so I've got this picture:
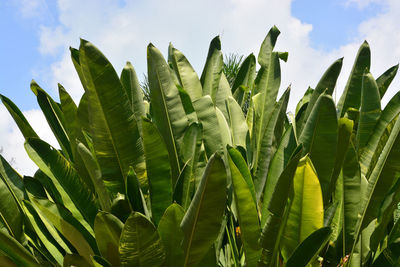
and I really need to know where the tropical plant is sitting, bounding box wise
[0,26,399,267]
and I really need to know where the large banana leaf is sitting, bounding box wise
[298,94,337,204]
[253,87,290,200]
[376,63,399,99]
[261,126,297,224]
[359,91,400,178]
[0,173,24,242]
[228,148,261,266]
[258,146,302,267]
[192,95,223,157]
[94,211,123,267]
[31,81,73,160]
[22,200,67,266]
[77,142,111,212]
[31,197,97,263]
[251,51,282,173]
[200,36,223,103]
[226,96,248,149]
[119,212,165,267]
[360,116,400,229]
[175,123,202,209]
[59,84,94,190]
[328,118,353,197]
[169,45,203,102]
[341,143,362,254]
[181,153,227,267]
[356,72,381,152]
[337,41,371,116]
[157,203,185,267]
[120,61,146,134]
[0,229,40,267]
[281,156,324,261]
[25,138,98,227]
[147,43,189,182]
[142,118,172,224]
[78,39,145,194]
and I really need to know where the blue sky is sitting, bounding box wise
[1,0,400,174]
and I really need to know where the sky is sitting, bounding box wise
[1,0,400,175]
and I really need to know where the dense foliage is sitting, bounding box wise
[0,26,400,266]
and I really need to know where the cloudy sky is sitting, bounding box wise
[1,0,400,175]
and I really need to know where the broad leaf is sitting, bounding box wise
[181,153,227,267]
[157,203,185,267]
[142,118,172,225]
[119,212,165,267]
[281,156,324,260]
[94,211,123,267]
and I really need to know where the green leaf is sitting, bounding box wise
[0,94,38,139]
[58,84,94,191]
[0,173,23,242]
[157,203,185,267]
[376,63,399,99]
[215,106,232,147]
[31,197,96,263]
[360,116,400,229]
[228,147,256,204]
[22,200,67,266]
[253,87,290,200]
[356,72,381,152]
[77,142,112,212]
[228,149,261,266]
[119,212,165,267]
[257,26,280,68]
[120,61,146,134]
[261,126,297,225]
[25,138,98,227]
[79,39,145,194]
[232,54,256,105]
[192,95,223,157]
[298,57,343,133]
[169,45,203,101]
[142,118,172,224]
[147,43,189,183]
[285,227,332,267]
[338,41,371,116]
[181,153,227,267]
[226,96,248,149]
[0,229,40,267]
[251,51,282,174]
[94,211,123,267]
[175,123,202,209]
[258,145,302,267]
[328,118,354,197]
[125,167,146,214]
[215,73,233,121]
[31,80,73,160]
[281,156,324,260]
[298,94,338,204]
[341,143,362,254]
[200,36,223,103]
[360,91,400,178]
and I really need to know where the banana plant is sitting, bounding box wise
[0,26,399,267]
